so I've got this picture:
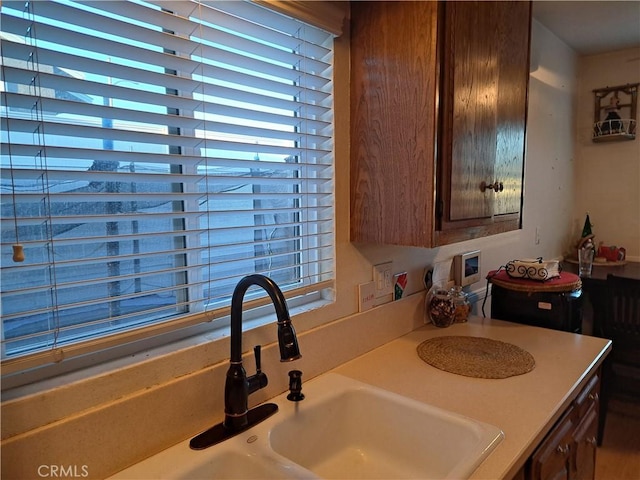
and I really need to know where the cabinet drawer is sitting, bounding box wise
[574,373,600,421]
[529,408,575,480]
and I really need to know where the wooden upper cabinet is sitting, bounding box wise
[443,2,499,223]
[350,1,439,246]
[437,1,531,242]
[350,1,531,247]
[494,4,531,217]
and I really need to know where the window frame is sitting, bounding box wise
[0,0,338,385]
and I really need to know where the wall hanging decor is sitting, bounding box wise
[592,83,638,142]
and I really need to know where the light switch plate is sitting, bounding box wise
[373,262,393,298]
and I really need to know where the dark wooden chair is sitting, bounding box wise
[599,274,640,442]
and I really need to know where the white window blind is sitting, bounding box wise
[253,1,348,36]
[0,0,335,374]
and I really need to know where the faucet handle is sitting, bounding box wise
[253,345,262,373]
[247,345,268,394]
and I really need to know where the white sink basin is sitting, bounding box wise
[110,373,502,480]
[269,374,503,479]
[175,450,305,479]
[109,438,316,480]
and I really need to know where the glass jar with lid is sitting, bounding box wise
[450,285,471,323]
[425,287,456,327]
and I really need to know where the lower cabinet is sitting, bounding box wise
[525,369,601,480]
[528,408,575,480]
[572,406,598,480]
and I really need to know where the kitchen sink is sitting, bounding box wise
[269,374,504,479]
[109,373,502,480]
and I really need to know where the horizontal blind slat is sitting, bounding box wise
[1,7,333,88]
[0,227,334,267]
[2,93,332,146]
[251,1,347,36]
[1,144,333,169]
[1,64,331,121]
[1,166,332,190]
[2,254,335,317]
[207,1,334,46]
[163,1,332,56]
[1,121,334,161]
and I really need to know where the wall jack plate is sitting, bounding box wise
[373,262,393,298]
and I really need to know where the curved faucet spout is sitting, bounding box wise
[230,274,301,363]
[224,274,301,431]
[191,274,301,448]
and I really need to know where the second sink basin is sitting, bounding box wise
[269,374,504,479]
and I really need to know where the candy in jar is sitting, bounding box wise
[426,288,456,327]
[450,285,471,323]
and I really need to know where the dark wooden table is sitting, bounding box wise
[562,260,640,336]
[562,260,640,283]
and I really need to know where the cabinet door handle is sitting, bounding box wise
[556,444,570,455]
[587,436,597,446]
[480,181,504,193]
[588,392,599,402]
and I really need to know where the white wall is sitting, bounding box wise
[573,47,640,261]
[0,18,581,480]
[526,21,580,260]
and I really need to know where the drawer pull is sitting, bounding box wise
[588,392,599,402]
[556,444,570,455]
[587,436,597,446]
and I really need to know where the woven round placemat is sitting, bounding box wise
[417,336,535,379]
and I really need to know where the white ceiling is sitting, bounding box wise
[532,1,640,55]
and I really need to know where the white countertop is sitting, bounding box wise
[330,316,611,480]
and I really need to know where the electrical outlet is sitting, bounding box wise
[373,262,393,298]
